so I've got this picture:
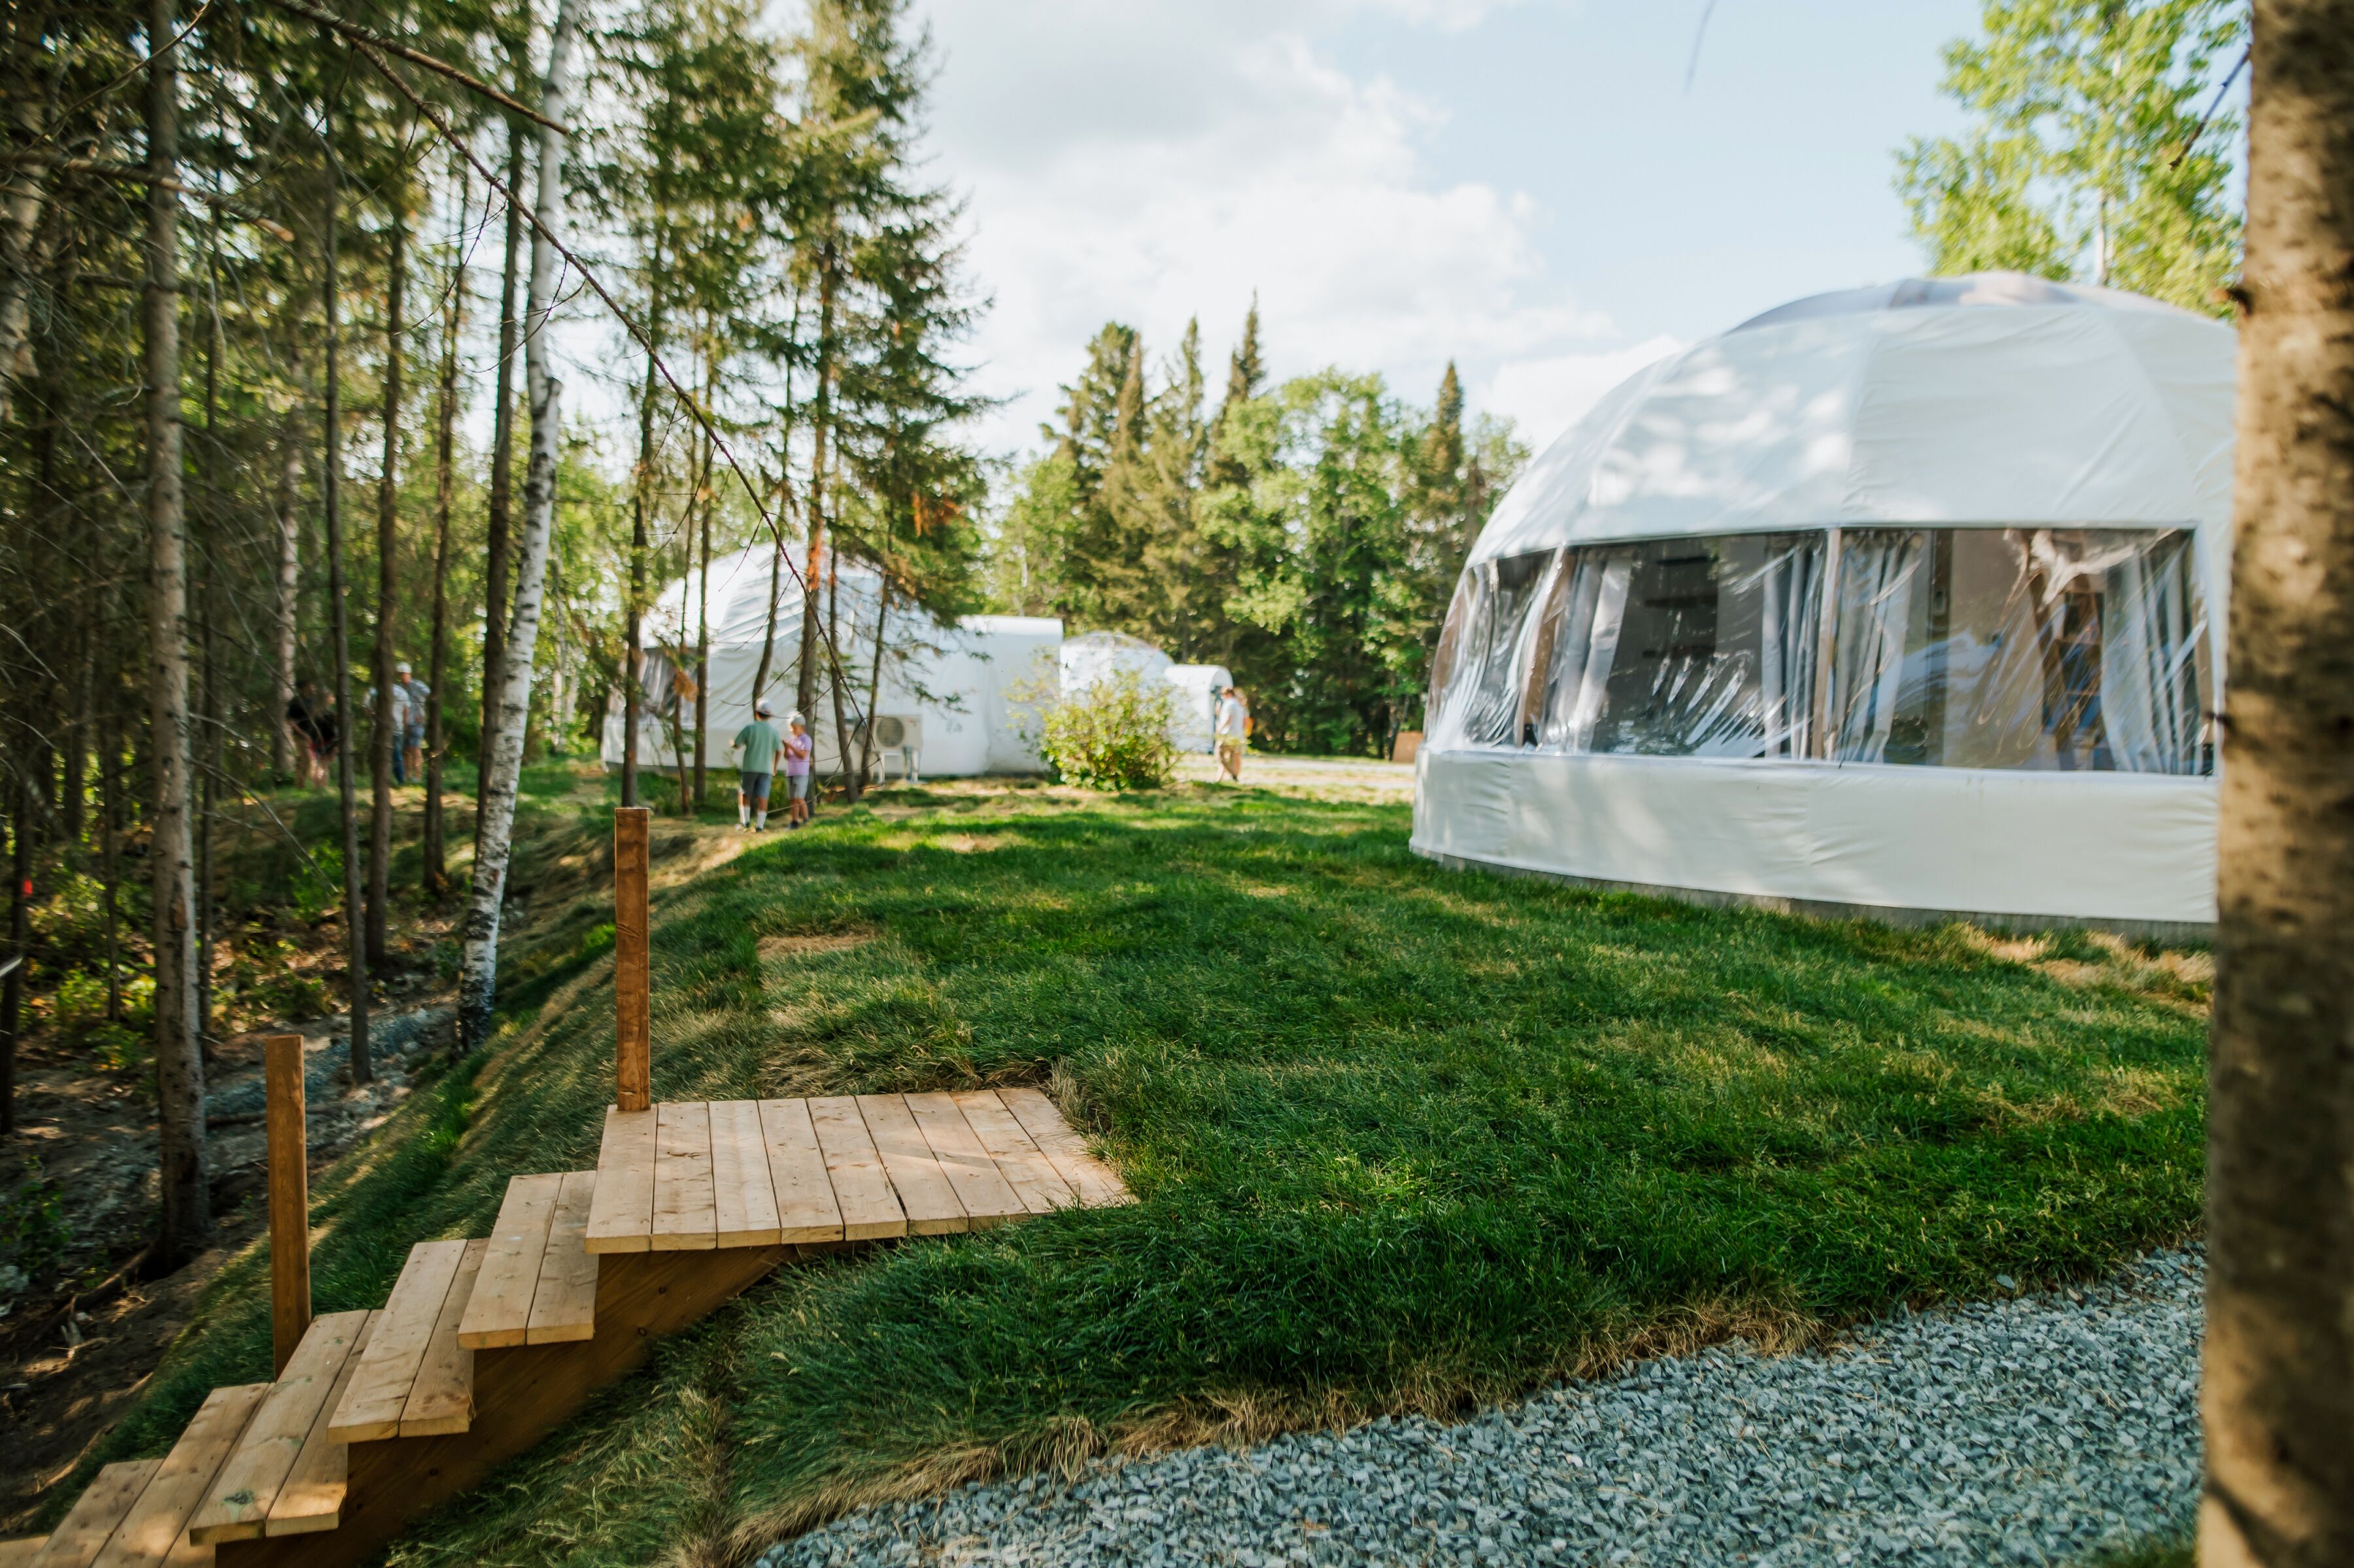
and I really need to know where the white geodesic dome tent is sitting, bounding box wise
[1412,272,2236,934]
[602,546,1060,777]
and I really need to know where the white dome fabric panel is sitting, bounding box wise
[1470,282,2235,564]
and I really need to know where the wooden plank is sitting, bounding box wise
[855,1094,967,1235]
[613,806,653,1112]
[905,1092,1025,1227]
[328,1240,468,1442]
[756,1098,845,1244]
[265,1032,310,1376]
[708,1099,781,1247]
[188,1310,371,1543]
[400,1238,488,1436]
[459,1174,562,1348]
[997,1087,1131,1208]
[806,1096,906,1240]
[88,1381,268,1568]
[526,1172,600,1344]
[650,1100,718,1251]
[951,1090,1075,1216]
[0,1539,48,1568]
[29,1461,160,1568]
[265,1309,378,1537]
[583,1106,657,1255]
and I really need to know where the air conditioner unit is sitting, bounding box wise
[861,714,921,752]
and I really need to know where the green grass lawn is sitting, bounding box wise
[63,778,2209,1566]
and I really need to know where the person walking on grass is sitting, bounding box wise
[1216,685,1249,782]
[732,698,781,832]
[781,712,814,829]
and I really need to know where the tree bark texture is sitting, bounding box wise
[623,251,662,810]
[479,124,525,842]
[145,0,209,1267]
[322,111,369,1085]
[795,254,836,723]
[2202,5,2354,1567]
[368,206,404,970]
[273,365,303,781]
[425,175,464,894]
[458,0,577,1053]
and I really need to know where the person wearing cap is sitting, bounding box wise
[392,660,431,787]
[780,711,814,828]
[732,698,783,830]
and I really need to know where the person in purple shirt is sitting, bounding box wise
[780,711,815,828]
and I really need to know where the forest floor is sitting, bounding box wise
[7,763,2213,1565]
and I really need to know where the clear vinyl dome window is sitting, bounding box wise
[1429,526,2210,775]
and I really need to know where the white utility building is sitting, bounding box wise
[1412,272,2234,936]
[602,547,1059,778]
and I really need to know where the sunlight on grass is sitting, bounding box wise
[73,784,2208,1565]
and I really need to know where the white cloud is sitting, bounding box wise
[1480,335,1684,450]
[915,0,1635,454]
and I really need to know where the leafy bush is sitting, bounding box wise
[1035,669,1178,791]
[1,1155,73,1289]
[290,844,345,925]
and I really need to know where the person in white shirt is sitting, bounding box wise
[1216,687,1248,781]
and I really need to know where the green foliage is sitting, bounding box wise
[86,787,2208,1563]
[1,1156,75,1287]
[289,844,345,925]
[1034,670,1179,791]
[1894,0,2245,313]
[993,307,1525,755]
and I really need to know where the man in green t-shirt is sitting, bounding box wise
[731,699,782,831]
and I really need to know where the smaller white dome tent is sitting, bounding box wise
[1412,272,2235,934]
[602,546,1059,777]
[1165,664,1235,753]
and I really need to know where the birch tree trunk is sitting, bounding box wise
[0,99,52,427]
[479,124,526,844]
[2201,5,2354,1566]
[425,169,466,893]
[458,0,578,1053]
[322,107,369,1086]
[144,0,208,1269]
[367,204,405,970]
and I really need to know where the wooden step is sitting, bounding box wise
[186,1310,376,1543]
[0,1537,48,1567]
[580,1093,1126,1254]
[458,1172,599,1348]
[998,1087,1130,1208]
[44,1382,269,1567]
[327,1239,488,1442]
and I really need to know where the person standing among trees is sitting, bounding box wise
[732,698,781,832]
[392,660,430,789]
[286,681,335,789]
[781,711,814,828]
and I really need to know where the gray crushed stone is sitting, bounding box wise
[755,1248,2202,1567]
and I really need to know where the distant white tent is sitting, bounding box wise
[1414,273,2235,934]
[601,545,1059,777]
[1058,632,1233,755]
[1165,664,1234,754]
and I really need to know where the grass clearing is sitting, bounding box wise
[63,777,2207,1565]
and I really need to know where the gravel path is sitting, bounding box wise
[757,1249,2202,1568]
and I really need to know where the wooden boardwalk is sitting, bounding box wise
[5,1089,1126,1568]
[0,812,1133,1568]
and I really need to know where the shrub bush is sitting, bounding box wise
[1036,670,1178,791]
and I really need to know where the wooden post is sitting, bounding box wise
[265,1032,310,1373]
[613,806,651,1112]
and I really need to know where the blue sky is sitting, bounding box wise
[912,0,1987,456]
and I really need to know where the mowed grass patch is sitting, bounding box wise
[68,782,2206,1565]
